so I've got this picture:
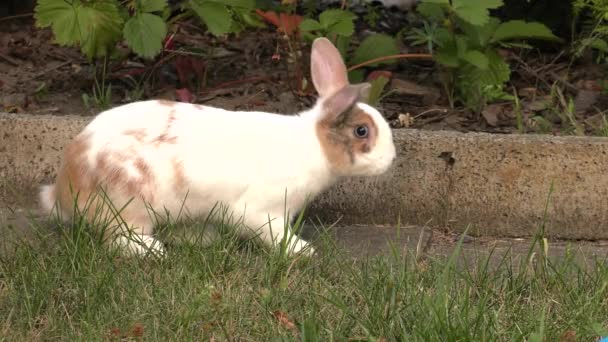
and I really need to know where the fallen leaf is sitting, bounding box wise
[272,310,298,335]
[559,329,576,342]
[129,323,144,338]
[481,104,502,127]
[481,103,502,127]
[397,113,413,128]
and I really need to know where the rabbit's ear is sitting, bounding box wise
[311,37,349,98]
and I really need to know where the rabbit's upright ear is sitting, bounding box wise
[310,37,349,98]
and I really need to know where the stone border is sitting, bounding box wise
[2,112,608,239]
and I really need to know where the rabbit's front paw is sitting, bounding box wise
[113,234,166,257]
[287,238,316,256]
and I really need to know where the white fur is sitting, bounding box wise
[40,39,397,257]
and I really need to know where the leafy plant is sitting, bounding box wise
[572,0,608,62]
[410,0,559,112]
[34,0,257,60]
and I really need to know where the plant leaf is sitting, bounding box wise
[319,9,355,27]
[139,0,168,13]
[462,50,488,69]
[350,34,399,67]
[435,38,459,67]
[490,20,559,43]
[452,0,503,26]
[421,0,449,3]
[299,18,322,31]
[416,3,445,21]
[207,0,254,9]
[189,0,233,36]
[123,13,167,58]
[35,0,124,59]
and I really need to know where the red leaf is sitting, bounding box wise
[256,10,302,35]
[279,13,303,35]
[256,9,281,28]
[175,88,194,103]
[163,32,175,50]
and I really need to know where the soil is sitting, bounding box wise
[3,11,608,136]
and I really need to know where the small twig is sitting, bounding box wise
[200,76,272,94]
[0,51,19,66]
[21,61,71,82]
[347,53,433,72]
[0,13,33,22]
[413,108,448,119]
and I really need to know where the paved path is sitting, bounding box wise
[2,207,608,268]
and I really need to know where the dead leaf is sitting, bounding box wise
[481,103,502,127]
[518,87,537,99]
[559,329,576,342]
[272,310,298,335]
[129,323,144,338]
[397,113,413,128]
[390,78,440,105]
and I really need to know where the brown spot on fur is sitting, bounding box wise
[153,110,178,145]
[158,99,178,107]
[172,158,187,193]
[55,132,95,216]
[123,129,147,142]
[316,104,378,173]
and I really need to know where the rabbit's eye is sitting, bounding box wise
[354,125,369,138]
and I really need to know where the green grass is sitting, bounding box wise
[1,213,608,341]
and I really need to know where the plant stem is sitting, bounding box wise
[347,53,433,72]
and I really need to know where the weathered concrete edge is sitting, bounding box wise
[2,112,608,240]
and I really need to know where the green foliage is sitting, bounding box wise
[189,0,256,36]
[572,0,608,61]
[123,0,168,59]
[350,34,399,67]
[35,0,256,60]
[411,0,559,112]
[299,9,356,39]
[35,0,124,60]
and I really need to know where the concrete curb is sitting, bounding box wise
[2,112,608,239]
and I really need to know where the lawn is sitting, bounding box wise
[1,213,607,341]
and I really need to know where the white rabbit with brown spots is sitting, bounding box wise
[39,38,397,256]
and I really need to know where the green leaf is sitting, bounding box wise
[490,20,559,43]
[367,75,390,106]
[35,0,124,59]
[327,19,355,36]
[452,0,503,26]
[462,50,488,69]
[319,9,355,27]
[416,3,445,21]
[589,37,608,52]
[435,37,459,67]
[299,19,322,32]
[350,34,399,67]
[209,0,255,9]
[139,0,168,13]
[348,70,365,83]
[123,13,167,58]
[319,9,355,36]
[421,0,449,4]
[459,17,500,48]
[189,0,233,36]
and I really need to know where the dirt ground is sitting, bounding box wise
[2,13,608,135]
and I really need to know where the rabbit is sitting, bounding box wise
[38,37,397,256]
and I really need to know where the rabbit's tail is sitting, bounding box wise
[39,184,57,215]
